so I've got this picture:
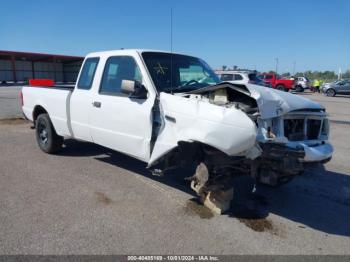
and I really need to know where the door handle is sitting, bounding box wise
[92,101,101,108]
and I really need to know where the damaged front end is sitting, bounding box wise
[148,82,333,213]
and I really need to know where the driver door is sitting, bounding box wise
[341,80,350,94]
[89,55,154,162]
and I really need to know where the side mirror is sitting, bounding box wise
[121,80,148,99]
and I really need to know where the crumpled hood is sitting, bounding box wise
[186,82,324,119]
[245,84,325,119]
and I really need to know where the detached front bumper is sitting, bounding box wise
[255,141,333,186]
[299,142,333,162]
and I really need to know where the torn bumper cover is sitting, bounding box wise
[297,142,333,162]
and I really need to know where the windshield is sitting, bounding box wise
[142,52,219,93]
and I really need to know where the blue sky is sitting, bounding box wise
[0,0,349,72]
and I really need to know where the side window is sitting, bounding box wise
[100,56,142,95]
[220,74,234,81]
[77,57,99,90]
[234,74,243,80]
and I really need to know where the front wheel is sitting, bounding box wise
[295,85,304,92]
[258,175,295,187]
[35,114,63,153]
[326,89,336,97]
[275,176,295,186]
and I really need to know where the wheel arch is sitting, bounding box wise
[276,84,289,92]
[33,105,48,123]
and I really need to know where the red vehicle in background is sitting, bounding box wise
[259,73,295,92]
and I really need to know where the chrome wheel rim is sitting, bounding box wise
[38,122,48,144]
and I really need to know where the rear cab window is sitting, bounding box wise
[77,57,99,90]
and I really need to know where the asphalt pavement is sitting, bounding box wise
[0,86,22,119]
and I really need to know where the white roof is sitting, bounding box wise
[86,49,189,58]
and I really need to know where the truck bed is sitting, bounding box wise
[22,85,73,137]
[24,84,75,90]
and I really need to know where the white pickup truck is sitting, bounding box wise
[22,49,333,212]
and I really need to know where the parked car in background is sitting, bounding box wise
[216,70,267,86]
[321,79,350,96]
[294,76,310,92]
[259,73,295,92]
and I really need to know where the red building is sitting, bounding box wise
[0,50,84,84]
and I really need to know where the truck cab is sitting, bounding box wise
[259,73,295,92]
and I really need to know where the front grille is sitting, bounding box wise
[284,119,305,141]
[284,119,322,141]
[307,119,322,140]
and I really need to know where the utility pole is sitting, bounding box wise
[292,61,296,75]
[170,7,173,92]
[275,58,279,74]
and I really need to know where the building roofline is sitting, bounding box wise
[0,50,84,60]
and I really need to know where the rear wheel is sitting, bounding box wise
[326,89,336,97]
[35,114,63,153]
[276,85,287,92]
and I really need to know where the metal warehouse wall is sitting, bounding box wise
[63,61,82,82]
[15,60,33,81]
[0,51,84,84]
[0,59,12,81]
[0,59,83,83]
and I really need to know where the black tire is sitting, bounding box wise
[275,176,295,186]
[295,85,304,92]
[326,89,336,97]
[276,85,287,92]
[35,113,63,153]
[258,176,295,188]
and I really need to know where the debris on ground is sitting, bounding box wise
[203,188,234,215]
[187,162,234,214]
[187,162,209,196]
